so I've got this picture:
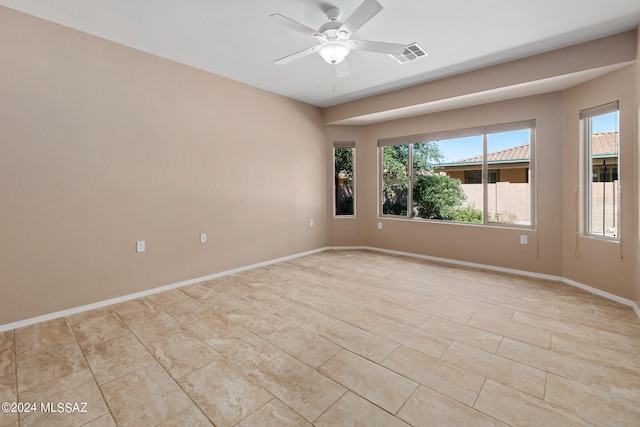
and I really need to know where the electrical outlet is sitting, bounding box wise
[520,235,528,245]
[378,222,383,229]
[136,240,145,253]
[309,219,314,227]
[200,232,207,244]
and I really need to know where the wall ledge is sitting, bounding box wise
[2,245,638,332]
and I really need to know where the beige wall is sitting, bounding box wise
[0,7,328,325]
[562,65,637,299]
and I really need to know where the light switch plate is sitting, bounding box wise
[136,240,145,253]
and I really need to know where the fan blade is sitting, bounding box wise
[340,0,383,35]
[351,40,406,55]
[269,13,320,37]
[335,60,350,78]
[274,45,320,65]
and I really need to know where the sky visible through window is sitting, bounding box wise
[430,113,618,164]
[591,111,618,133]
[431,130,530,164]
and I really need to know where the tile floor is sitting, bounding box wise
[1,249,639,426]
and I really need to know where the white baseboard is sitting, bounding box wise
[0,246,329,332]
[334,245,640,320]
[2,244,639,331]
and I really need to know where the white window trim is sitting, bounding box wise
[378,120,536,229]
[580,101,620,240]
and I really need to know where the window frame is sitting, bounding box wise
[580,101,620,240]
[333,142,356,218]
[378,120,536,229]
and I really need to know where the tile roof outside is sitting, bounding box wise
[449,132,617,164]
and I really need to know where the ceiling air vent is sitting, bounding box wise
[390,43,428,64]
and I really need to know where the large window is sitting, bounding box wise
[581,102,619,239]
[380,121,534,227]
[334,142,355,216]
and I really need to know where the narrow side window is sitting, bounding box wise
[334,142,355,216]
[581,102,619,239]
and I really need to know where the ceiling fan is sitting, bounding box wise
[269,0,407,75]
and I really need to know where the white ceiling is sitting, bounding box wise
[1,0,639,108]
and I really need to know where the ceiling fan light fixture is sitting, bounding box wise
[319,42,350,64]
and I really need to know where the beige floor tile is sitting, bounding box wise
[285,288,385,331]
[594,301,640,321]
[420,315,502,353]
[14,318,75,354]
[0,331,12,346]
[178,281,219,300]
[467,313,551,348]
[16,338,87,392]
[484,293,556,317]
[148,333,221,379]
[19,368,108,427]
[466,281,524,300]
[82,413,116,427]
[101,363,192,426]
[124,311,191,345]
[474,380,592,426]
[233,287,300,315]
[236,400,311,427]
[175,309,284,372]
[341,281,415,307]
[599,329,640,355]
[156,405,212,427]
[275,305,398,363]
[0,374,18,427]
[445,296,514,321]
[65,307,113,326]
[262,324,341,369]
[248,353,345,422]
[397,283,451,304]
[181,360,272,427]
[545,374,640,426]
[398,385,508,427]
[315,391,410,427]
[551,334,640,376]
[363,299,430,327]
[318,350,417,414]
[405,298,473,324]
[512,310,600,343]
[607,368,640,402]
[203,324,283,374]
[442,341,546,398]
[554,306,640,338]
[497,338,608,390]
[110,297,160,323]
[199,292,260,316]
[175,308,237,339]
[430,282,489,302]
[69,311,129,349]
[371,319,451,358]
[83,334,156,384]
[226,306,291,334]
[0,333,14,379]
[381,345,484,407]
[147,289,207,318]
